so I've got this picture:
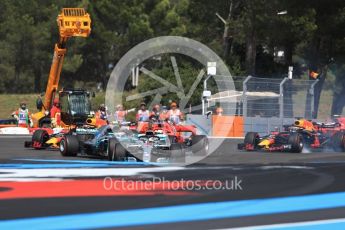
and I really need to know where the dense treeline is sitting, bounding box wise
[0,0,344,115]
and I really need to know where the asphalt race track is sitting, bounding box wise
[1,135,345,229]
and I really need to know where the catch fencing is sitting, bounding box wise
[208,75,318,119]
[243,76,319,119]
[205,75,319,135]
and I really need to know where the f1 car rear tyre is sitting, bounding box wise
[60,135,79,157]
[244,132,259,151]
[331,131,345,151]
[108,138,117,161]
[191,135,209,155]
[288,133,303,153]
[170,143,186,163]
[32,129,49,149]
[108,138,127,161]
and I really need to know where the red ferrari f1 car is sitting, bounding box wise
[136,119,209,155]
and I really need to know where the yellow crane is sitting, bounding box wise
[31,8,91,128]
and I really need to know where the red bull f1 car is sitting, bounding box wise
[238,119,345,153]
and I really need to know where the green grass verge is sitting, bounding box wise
[0,94,40,119]
[0,93,106,119]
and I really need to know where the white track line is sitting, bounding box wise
[227,217,345,230]
[0,167,183,181]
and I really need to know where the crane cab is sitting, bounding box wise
[59,89,92,126]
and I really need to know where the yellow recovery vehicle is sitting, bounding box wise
[31,8,93,128]
[25,8,106,149]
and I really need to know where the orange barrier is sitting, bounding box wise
[212,116,244,137]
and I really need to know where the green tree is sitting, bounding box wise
[298,0,345,117]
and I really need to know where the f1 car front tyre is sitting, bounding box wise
[108,138,126,161]
[191,135,209,155]
[32,129,49,149]
[168,135,177,144]
[288,133,303,153]
[170,143,186,163]
[331,132,345,151]
[60,135,79,157]
[244,132,259,151]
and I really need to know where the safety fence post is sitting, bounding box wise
[242,75,252,118]
[279,78,288,120]
[310,79,319,119]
